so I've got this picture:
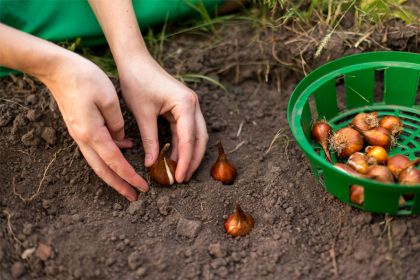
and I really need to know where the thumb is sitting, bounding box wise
[136,113,159,167]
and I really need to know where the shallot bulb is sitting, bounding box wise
[380,115,403,136]
[350,185,364,205]
[365,146,388,165]
[365,165,394,183]
[348,152,376,174]
[225,204,254,237]
[387,155,419,178]
[398,166,420,200]
[149,143,177,186]
[362,127,393,149]
[312,121,332,162]
[351,112,379,132]
[211,142,237,185]
[330,127,364,158]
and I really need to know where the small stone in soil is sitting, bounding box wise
[35,243,52,261]
[127,251,143,270]
[21,129,40,146]
[136,267,147,277]
[113,203,123,211]
[208,243,226,258]
[26,109,42,122]
[176,218,202,238]
[41,127,57,145]
[11,262,26,279]
[157,195,170,216]
[127,200,145,216]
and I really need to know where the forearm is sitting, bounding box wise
[0,23,73,83]
[87,0,152,65]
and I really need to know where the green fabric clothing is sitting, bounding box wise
[0,0,225,76]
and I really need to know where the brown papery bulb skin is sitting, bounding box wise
[365,146,388,165]
[398,166,420,200]
[362,127,392,149]
[387,155,420,178]
[334,163,366,178]
[312,121,332,162]
[399,166,420,185]
[380,115,403,136]
[149,143,177,186]
[224,204,254,237]
[365,165,394,183]
[330,127,364,158]
[350,185,364,205]
[351,112,379,132]
[348,152,375,174]
[211,142,237,185]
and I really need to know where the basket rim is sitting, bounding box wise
[287,51,420,190]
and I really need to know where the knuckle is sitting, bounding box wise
[101,95,118,110]
[183,91,198,107]
[74,127,91,142]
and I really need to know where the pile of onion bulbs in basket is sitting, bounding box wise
[312,112,420,206]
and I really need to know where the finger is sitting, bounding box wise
[96,95,125,141]
[135,112,159,167]
[169,121,179,162]
[174,109,195,183]
[186,105,208,181]
[115,138,134,149]
[78,143,138,202]
[91,128,149,192]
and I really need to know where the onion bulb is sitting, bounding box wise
[334,163,366,178]
[149,143,176,186]
[211,142,237,185]
[350,185,364,205]
[351,112,378,132]
[387,155,420,178]
[311,121,332,162]
[348,152,376,174]
[365,165,394,183]
[365,146,388,165]
[399,166,420,185]
[330,127,364,158]
[362,127,393,149]
[398,166,420,200]
[225,204,254,237]
[380,115,403,136]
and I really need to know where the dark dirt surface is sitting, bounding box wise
[1,16,420,280]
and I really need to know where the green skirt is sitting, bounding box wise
[0,0,225,76]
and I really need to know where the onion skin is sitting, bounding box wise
[399,166,420,200]
[334,163,366,178]
[225,204,254,237]
[399,166,420,185]
[348,152,376,174]
[351,112,378,132]
[350,185,364,205]
[362,127,392,149]
[365,165,394,183]
[380,115,403,136]
[365,146,388,165]
[211,142,237,185]
[387,155,420,178]
[312,121,332,162]
[330,127,364,158]
[149,143,177,186]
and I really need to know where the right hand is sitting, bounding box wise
[42,52,149,201]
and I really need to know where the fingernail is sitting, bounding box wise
[145,153,153,166]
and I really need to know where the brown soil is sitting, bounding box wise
[1,17,420,280]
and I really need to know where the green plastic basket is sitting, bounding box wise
[287,51,420,215]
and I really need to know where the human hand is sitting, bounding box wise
[43,53,149,201]
[117,55,208,183]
